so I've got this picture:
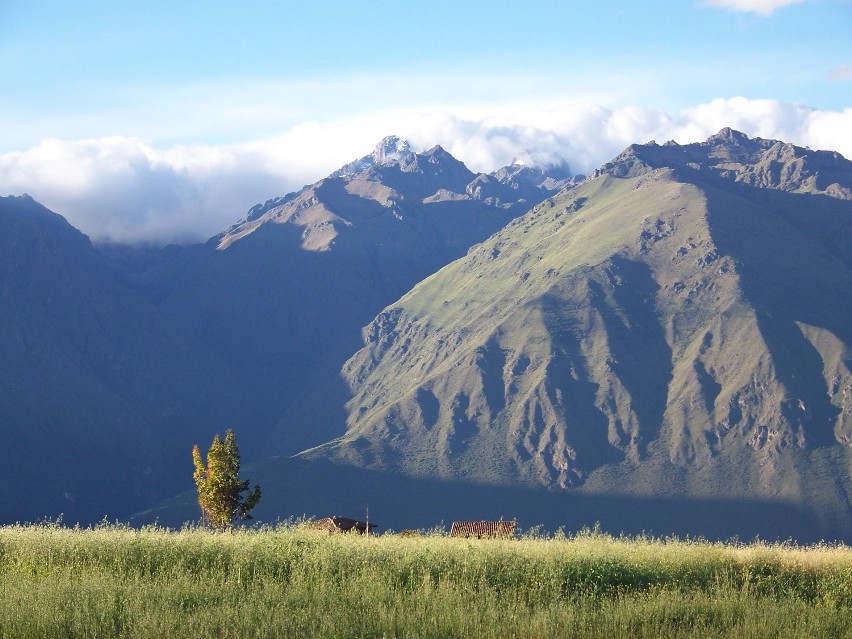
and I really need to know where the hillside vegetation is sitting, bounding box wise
[1,522,851,639]
[305,130,852,538]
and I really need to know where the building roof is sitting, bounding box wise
[449,520,516,539]
[306,516,377,533]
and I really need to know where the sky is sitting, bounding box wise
[1,0,851,244]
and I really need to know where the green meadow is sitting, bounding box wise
[1,522,850,639]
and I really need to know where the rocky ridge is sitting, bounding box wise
[218,136,582,251]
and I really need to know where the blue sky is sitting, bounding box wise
[1,0,850,243]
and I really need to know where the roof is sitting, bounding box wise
[305,516,377,533]
[449,520,516,539]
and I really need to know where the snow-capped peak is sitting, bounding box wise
[372,135,413,165]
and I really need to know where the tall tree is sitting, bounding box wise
[192,428,261,529]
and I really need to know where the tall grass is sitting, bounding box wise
[0,522,850,638]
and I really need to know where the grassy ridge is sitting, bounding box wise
[1,523,851,638]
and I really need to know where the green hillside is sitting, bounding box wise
[302,130,852,539]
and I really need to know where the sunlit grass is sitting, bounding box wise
[0,521,850,638]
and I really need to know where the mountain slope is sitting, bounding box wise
[0,196,255,523]
[138,137,577,456]
[302,130,852,537]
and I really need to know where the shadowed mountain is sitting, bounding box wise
[0,139,576,524]
[0,195,255,523]
[301,130,852,539]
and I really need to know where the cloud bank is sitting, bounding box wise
[1,97,850,245]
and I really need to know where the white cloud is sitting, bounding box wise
[1,98,850,246]
[0,136,337,245]
[699,0,806,16]
[395,98,852,175]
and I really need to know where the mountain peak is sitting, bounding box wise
[708,127,751,145]
[0,194,91,248]
[332,135,415,177]
[372,135,413,165]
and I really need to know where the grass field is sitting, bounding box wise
[1,522,850,638]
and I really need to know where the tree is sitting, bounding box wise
[192,428,261,529]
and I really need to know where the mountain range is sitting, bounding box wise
[0,137,576,524]
[2,130,850,541]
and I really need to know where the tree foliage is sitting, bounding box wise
[192,428,261,529]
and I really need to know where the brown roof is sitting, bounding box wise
[450,520,516,539]
[305,516,377,534]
